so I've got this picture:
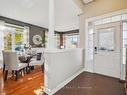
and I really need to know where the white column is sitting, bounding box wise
[47,0,55,49]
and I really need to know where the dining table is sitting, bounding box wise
[18,52,37,73]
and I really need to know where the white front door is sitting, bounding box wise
[93,22,121,78]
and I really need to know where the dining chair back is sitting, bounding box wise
[3,51,19,70]
[3,51,12,70]
[3,51,28,81]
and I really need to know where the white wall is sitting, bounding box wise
[44,48,84,94]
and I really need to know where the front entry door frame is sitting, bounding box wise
[85,9,127,80]
[93,22,121,78]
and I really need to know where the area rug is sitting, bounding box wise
[34,86,44,95]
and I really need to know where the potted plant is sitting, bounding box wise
[41,37,47,47]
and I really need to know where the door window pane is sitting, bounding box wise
[98,28,115,51]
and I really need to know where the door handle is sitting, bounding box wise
[94,47,97,51]
[94,47,98,54]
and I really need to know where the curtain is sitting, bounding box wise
[0,21,5,68]
[23,26,29,47]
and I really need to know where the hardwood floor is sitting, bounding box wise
[0,66,44,95]
[0,68,126,95]
[54,72,126,95]
[43,72,126,95]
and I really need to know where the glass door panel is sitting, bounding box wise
[14,28,24,51]
[4,31,12,51]
[123,22,127,65]
[3,27,24,51]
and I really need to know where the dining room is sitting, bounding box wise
[0,0,81,94]
[0,16,47,95]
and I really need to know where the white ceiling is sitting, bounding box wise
[0,0,81,31]
[0,0,49,28]
[55,0,81,31]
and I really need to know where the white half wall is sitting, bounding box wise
[44,48,84,94]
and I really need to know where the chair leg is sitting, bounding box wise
[3,64,5,73]
[41,65,44,73]
[20,70,23,76]
[33,66,34,70]
[15,71,19,81]
[26,67,30,74]
[12,70,15,77]
[26,67,28,73]
[23,68,26,75]
[4,70,8,81]
[31,66,34,70]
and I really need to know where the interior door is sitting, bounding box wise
[93,22,121,78]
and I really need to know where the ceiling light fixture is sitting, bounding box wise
[82,0,94,4]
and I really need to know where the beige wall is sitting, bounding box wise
[73,0,84,10]
[79,0,127,48]
[84,0,127,18]
[78,0,127,68]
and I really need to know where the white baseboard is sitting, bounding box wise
[84,69,94,73]
[44,88,51,95]
[44,68,85,95]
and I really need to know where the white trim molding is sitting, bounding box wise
[44,69,84,95]
[55,23,79,32]
[86,9,127,22]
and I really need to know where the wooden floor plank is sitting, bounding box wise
[54,72,126,95]
[0,66,44,95]
[0,68,126,95]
